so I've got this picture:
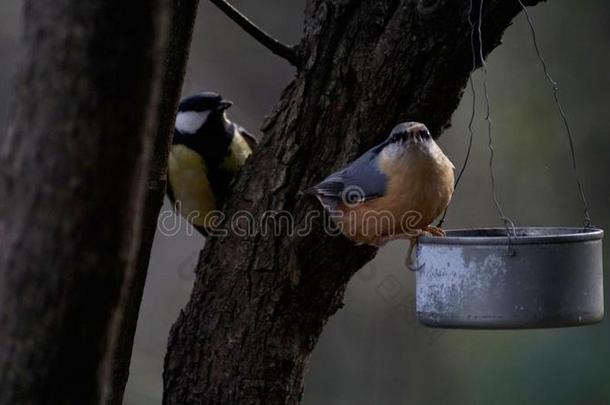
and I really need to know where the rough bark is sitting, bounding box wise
[0,1,168,404]
[107,1,200,403]
[164,0,545,404]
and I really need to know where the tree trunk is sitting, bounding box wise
[163,0,545,404]
[0,1,168,403]
[107,1,200,403]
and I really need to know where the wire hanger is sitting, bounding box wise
[439,0,594,235]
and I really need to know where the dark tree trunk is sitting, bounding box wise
[0,1,168,404]
[162,0,545,404]
[107,1,200,403]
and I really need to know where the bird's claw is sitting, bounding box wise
[370,228,444,269]
[404,227,445,269]
[423,225,445,237]
[404,235,420,269]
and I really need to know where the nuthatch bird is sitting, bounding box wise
[306,122,454,261]
[167,92,257,235]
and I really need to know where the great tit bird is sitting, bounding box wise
[306,122,454,260]
[168,92,257,235]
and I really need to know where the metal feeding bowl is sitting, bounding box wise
[415,227,604,329]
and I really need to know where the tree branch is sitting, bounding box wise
[209,0,300,67]
[106,1,200,403]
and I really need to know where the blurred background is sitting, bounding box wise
[2,1,610,404]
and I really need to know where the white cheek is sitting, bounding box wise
[175,111,210,134]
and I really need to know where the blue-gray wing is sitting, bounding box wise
[306,145,388,207]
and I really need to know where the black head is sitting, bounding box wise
[178,91,233,113]
[387,122,431,144]
[175,92,233,136]
[173,91,236,172]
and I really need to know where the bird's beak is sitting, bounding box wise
[217,100,233,111]
[408,123,427,133]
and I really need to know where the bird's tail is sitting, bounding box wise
[299,186,319,197]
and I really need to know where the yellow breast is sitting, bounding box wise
[168,145,216,228]
[221,131,253,172]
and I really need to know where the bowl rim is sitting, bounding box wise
[419,226,604,245]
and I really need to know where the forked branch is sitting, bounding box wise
[209,0,300,67]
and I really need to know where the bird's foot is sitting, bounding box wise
[405,235,426,270]
[370,231,429,270]
[403,230,427,270]
[404,227,446,269]
[423,225,446,237]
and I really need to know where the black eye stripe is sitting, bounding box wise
[387,123,431,144]
[390,130,431,142]
[391,131,408,141]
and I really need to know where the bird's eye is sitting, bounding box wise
[390,131,406,143]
